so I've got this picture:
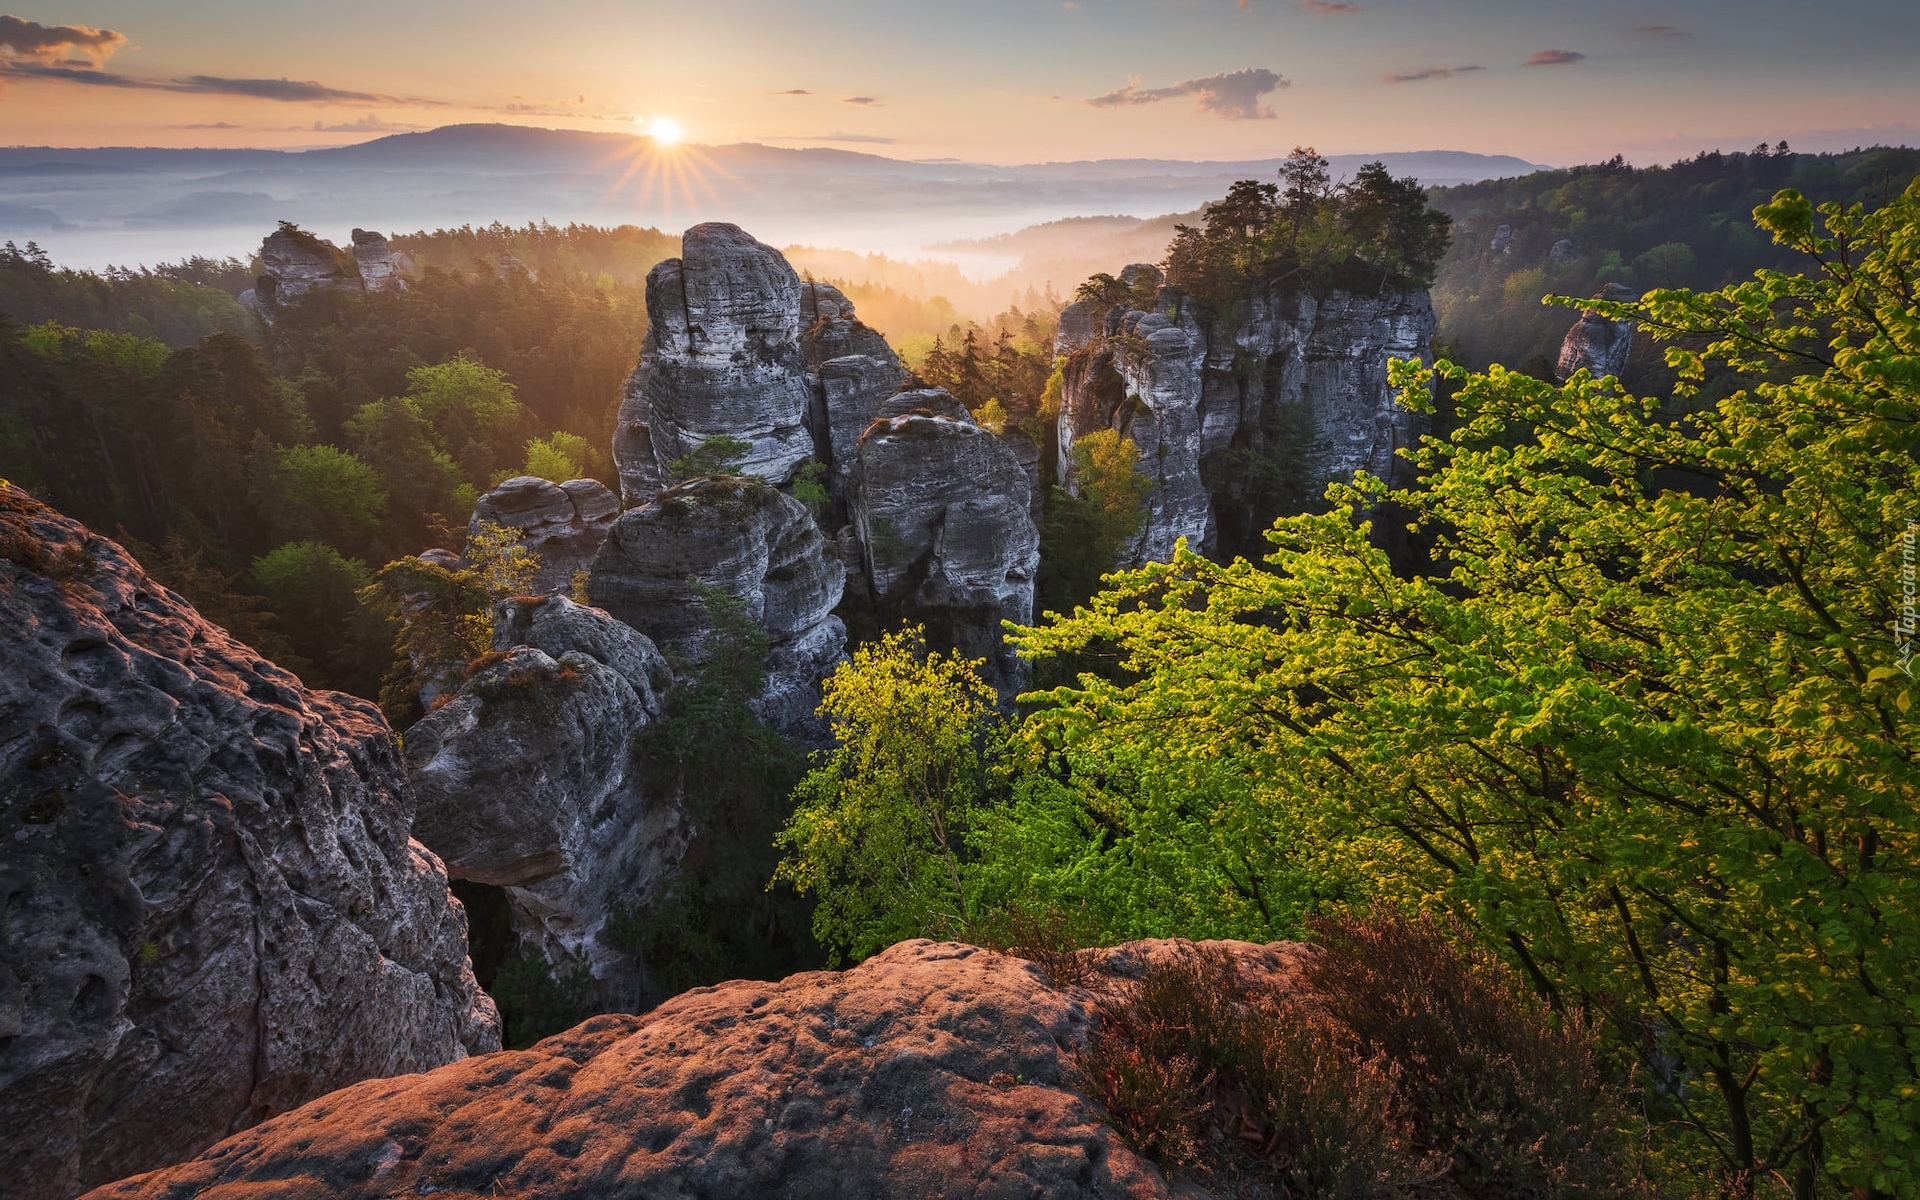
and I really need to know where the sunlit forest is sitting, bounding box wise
[3,142,1917,1200]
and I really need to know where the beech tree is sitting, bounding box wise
[1014,181,1920,1197]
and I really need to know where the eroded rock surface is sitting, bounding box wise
[801,280,909,496]
[1059,281,1435,562]
[252,225,358,306]
[466,476,620,595]
[850,399,1039,694]
[587,476,845,734]
[0,484,498,1200]
[1555,283,1636,382]
[405,597,678,1009]
[86,939,1303,1200]
[613,224,818,504]
[349,229,406,292]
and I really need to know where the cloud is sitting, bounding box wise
[1295,0,1364,11]
[174,121,241,129]
[843,95,879,105]
[178,74,389,102]
[0,14,126,66]
[1385,64,1483,83]
[773,88,811,95]
[1636,24,1686,37]
[1086,67,1286,120]
[0,60,440,104]
[1524,49,1585,66]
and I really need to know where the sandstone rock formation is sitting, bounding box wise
[800,280,908,497]
[613,224,819,504]
[587,476,845,734]
[465,475,620,595]
[349,229,406,292]
[850,397,1040,694]
[250,225,358,306]
[404,596,679,1010]
[1554,283,1636,382]
[83,938,1303,1200]
[0,484,498,1200]
[1058,280,1435,562]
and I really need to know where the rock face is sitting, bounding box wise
[850,396,1040,694]
[466,476,620,595]
[800,280,908,497]
[587,476,846,734]
[0,484,498,1200]
[1554,283,1636,382]
[82,938,1303,1200]
[349,229,405,292]
[1058,281,1435,562]
[252,226,358,306]
[613,224,819,504]
[404,597,679,1010]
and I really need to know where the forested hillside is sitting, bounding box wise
[1426,144,1920,385]
[0,222,665,694]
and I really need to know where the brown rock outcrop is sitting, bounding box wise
[0,485,498,1200]
[84,939,1302,1200]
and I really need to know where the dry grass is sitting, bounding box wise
[1063,911,1642,1200]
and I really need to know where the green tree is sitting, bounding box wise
[255,443,388,552]
[1015,180,1920,1198]
[401,353,523,478]
[250,540,384,694]
[1039,429,1152,614]
[774,630,1002,964]
[666,433,752,481]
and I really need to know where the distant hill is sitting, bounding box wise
[0,123,1547,273]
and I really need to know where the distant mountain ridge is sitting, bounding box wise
[0,123,1549,271]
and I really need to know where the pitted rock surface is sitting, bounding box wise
[1059,282,1434,562]
[85,940,1305,1200]
[405,597,678,1008]
[613,224,819,504]
[0,484,498,1200]
[465,475,620,595]
[850,402,1039,694]
[586,476,845,734]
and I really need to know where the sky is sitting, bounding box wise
[0,0,1915,166]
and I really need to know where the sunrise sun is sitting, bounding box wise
[648,116,683,146]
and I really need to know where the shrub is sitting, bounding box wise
[1071,912,1640,1200]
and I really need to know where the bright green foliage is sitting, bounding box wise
[357,555,489,727]
[1015,181,1920,1197]
[666,433,752,481]
[400,354,522,477]
[510,429,601,484]
[775,631,1002,964]
[1038,429,1152,614]
[464,519,538,601]
[257,443,388,549]
[343,398,465,549]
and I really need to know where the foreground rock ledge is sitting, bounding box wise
[0,485,498,1200]
[85,939,1301,1199]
